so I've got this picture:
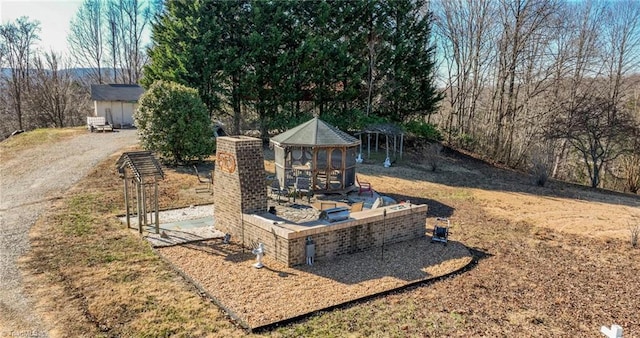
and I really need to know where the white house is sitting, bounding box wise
[90,84,144,128]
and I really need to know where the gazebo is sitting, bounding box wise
[270,117,360,193]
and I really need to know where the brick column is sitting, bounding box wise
[213,136,267,244]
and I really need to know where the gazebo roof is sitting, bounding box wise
[270,117,360,147]
[360,123,405,135]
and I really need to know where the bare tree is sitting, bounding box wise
[433,0,497,145]
[0,41,9,138]
[121,0,150,84]
[68,0,105,84]
[0,17,40,130]
[601,0,640,105]
[434,0,561,167]
[0,35,6,66]
[488,0,559,165]
[528,143,554,186]
[28,51,88,128]
[103,0,150,84]
[548,95,635,188]
[621,149,640,194]
[430,0,639,191]
[105,0,121,83]
[545,1,604,178]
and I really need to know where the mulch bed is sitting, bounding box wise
[157,236,472,329]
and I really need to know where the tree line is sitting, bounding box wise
[433,0,640,192]
[141,0,441,138]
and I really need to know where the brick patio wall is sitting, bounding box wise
[243,205,428,266]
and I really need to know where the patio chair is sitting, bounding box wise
[269,179,289,204]
[194,165,212,194]
[294,176,312,203]
[356,175,373,196]
[370,197,383,209]
[350,201,364,212]
[320,202,337,210]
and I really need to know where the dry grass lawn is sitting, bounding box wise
[16,137,640,337]
[0,127,86,161]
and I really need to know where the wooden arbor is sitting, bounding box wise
[116,151,164,234]
[357,123,405,162]
[270,118,360,194]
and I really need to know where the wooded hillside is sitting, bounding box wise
[1,0,638,193]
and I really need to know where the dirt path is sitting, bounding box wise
[0,129,138,337]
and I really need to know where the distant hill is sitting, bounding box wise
[1,68,123,81]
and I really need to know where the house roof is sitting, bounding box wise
[91,84,144,102]
[270,117,360,147]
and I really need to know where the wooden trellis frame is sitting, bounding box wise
[116,151,164,234]
[357,123,405,161]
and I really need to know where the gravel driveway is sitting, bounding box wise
[0,129,138,337]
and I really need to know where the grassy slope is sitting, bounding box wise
[0,128,86,161]
[14,129,640,337]
[22,151,239,337]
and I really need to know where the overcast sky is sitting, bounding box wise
[1,0,83,56]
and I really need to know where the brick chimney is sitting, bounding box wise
[213,136,267,242]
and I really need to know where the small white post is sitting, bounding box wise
[252,243,265,269]
[600,324,623,338]
[383,157,391,167]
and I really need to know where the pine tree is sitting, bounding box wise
[377,0,442,123]
[142,0,225,117]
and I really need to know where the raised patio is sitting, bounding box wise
[213,135,431,267]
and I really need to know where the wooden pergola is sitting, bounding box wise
[270,118,360,194]
[357,123,405,163]
[116,151,164,234]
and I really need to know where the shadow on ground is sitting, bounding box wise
[360,146,640,209]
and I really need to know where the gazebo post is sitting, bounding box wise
[386,135,389,159]
[367,133,371,158]
[394,134,397,158]
[136,182,142,233]
[384,134,391,167]
[141,181,147,227]
[124,170,130,228]
[130,179,136,228]
[376,132,379,152]
[145,184,150,227]
[400,133,404,159]
[342,148,347,187]
[154,182,160,234]
[146,184,152,225]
